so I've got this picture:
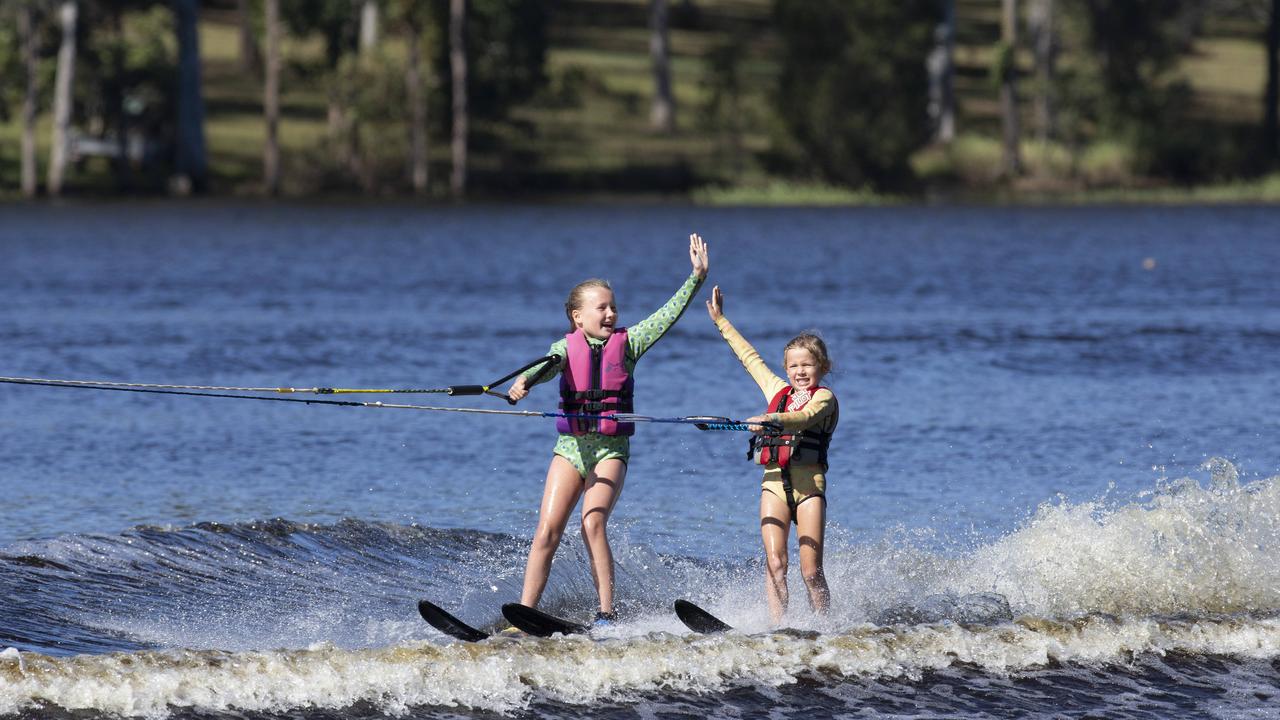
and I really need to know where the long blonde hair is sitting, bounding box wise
[564,278,613,332]
[784,332,832,377]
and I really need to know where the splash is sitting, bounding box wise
[822,459,1280,620]
[968,459,1280,617]
[3,614,1280,718]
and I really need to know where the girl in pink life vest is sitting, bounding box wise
[506,234,709,624]
[706,285,838,624]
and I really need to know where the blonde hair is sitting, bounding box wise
[783,332,832,377]
[564,278,613,332]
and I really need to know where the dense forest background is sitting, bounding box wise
[2,0,1278,202]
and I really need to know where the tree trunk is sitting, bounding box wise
[236,0,263,76]
[927,0,956,144]
[1028,0,1056,148]
[999,0,1023,177]
[449,0,467,199]
[264,0,281,196]
[48,0,78,197]
[173,0,209,194]
[649,0,676,133]
[19,3,39,198]
[360,0,380,55]
[108,7,131,187]
[406,22,429,194]
[1266,0,1279,165]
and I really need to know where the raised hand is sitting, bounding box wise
[706,284,724,321]
[689,233,709,280]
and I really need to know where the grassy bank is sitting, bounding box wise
[2,0,1276,204]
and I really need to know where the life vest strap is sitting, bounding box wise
[779,464,798,524]
[567,401,622,413]
[565,388,628,401]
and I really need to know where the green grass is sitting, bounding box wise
[693,180,894,206]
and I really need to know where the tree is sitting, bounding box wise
[449,0,466,198]
[927,0,956,144]
[649,0,675,133]
[406,24,428,192]
[263,0,280,195]
[773,0,939,190]
[1027,0,1057,147]
[280,0,360,183]
[47,0,76,196]
[19,1,40,197]
[430,0,550,122]
[1060,0,1203,176]
[998,0,1023,176]
[1266,0,1279,163]
[172,0,208,193]
[236,0,262,76]
[702,31,749,176]
[1066,0,1199,132]
[359,0,379,53]
[387,0,430,193]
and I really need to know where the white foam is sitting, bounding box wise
[961,462,1280,617]
[4,615,1280,718]
[818,460,1280,622]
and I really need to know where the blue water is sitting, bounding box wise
[1,202,1279,719]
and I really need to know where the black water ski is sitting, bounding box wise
[674,599,732,634]
[501,603,589,637]
[417,600,490,642]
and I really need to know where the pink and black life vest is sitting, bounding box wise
[556,328,635,436]
[749,385,835,469]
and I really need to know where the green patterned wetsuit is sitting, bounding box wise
[523,272,704,477]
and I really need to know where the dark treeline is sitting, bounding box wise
[1,0,1278,199]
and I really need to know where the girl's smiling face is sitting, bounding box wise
[784,347,823,390]
[571,287,618,340]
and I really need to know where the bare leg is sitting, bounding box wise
[579,458,627,614]
[520,455,584,608]
[760,490,792,625]
[795,496,830,614]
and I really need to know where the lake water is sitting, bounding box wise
[1,201,1278,719]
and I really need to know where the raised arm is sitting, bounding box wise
[707,285,788,401]
[625,233,708,360]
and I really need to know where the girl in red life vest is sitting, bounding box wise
[706,285,838,624]
[506,234,709,624]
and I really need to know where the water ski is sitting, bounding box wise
[417,599,490,642]
[500,602,589,637]
[674,599,732,634]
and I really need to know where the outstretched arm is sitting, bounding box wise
[625,233,708,360]
[708,285,788,401]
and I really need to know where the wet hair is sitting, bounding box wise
[783,332,832,377]
[565,278,613,332]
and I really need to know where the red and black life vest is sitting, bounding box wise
[556,328,635,436]
[748,385,834,469]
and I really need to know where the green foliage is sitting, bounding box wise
[700,31,753,177]
[431,0,550,122]
[0,19,18,122]
[771,0,940,191]
[1057,1,1203,133]
[1048,1,1225,180]
[989,41,1014,90]
[283,0,358,67]
[77,4,177,142]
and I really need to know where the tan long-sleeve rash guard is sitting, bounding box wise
[714,315,838,505]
